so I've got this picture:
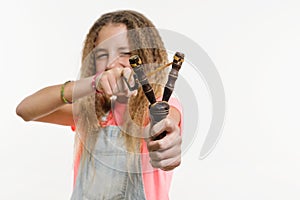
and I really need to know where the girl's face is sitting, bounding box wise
[94,23,131,73]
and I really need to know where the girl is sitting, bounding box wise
[16,10,182,200]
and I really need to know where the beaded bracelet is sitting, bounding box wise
[92,72,103,94]
[61,80,73,104]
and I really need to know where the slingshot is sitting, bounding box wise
[123,52,184,140]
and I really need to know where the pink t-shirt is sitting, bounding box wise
[72,97,183,200]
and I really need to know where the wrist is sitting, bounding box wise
[61,80,74,104]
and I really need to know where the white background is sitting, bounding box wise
[1,0,300,199]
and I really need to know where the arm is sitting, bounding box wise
[16,67,137,126]
[16,77,95,126]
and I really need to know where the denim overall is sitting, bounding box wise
[71,126,146,200]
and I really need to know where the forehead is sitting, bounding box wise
[95,23,129,48]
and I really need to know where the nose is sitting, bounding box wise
[106,55,120,70]
[106,55,129,70]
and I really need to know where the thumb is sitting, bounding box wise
[151,118,175,138]
[122,68,134,84]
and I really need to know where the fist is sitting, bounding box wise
[146,117,182,171]
[98,67,137,98]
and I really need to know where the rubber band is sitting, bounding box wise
[61,80,73,104]
[92,72,103,94]
[146,62,173,77]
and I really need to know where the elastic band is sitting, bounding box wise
[92,72,103,94]
[61,81,73,104]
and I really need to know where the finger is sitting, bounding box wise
[117,79,134,97]
[116,77,126,95]
[150,118,176,138]
[99,75,113,96]
[147,138,162,152]
[107,73,118,94]
[147,135,172,152]
[150,155,181,170]
[147,132,181,152]
[122,67,135,86]
[149,144,181,161]
[161,159,181,171]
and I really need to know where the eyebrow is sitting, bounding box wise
[94,46,130,53]
[94,48,107,53]
[118,47,130,51]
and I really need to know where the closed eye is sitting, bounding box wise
[120,52,131,57]
[95,53,108,59]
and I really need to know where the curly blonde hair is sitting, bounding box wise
[74,10,169,169]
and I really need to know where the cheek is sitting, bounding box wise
[95,59,108,73]
[119,56,130,67]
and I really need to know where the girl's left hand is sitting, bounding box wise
[146,117,182,171]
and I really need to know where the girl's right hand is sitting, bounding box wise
[97,67,137,98]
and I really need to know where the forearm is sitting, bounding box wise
[16,76,94,121]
